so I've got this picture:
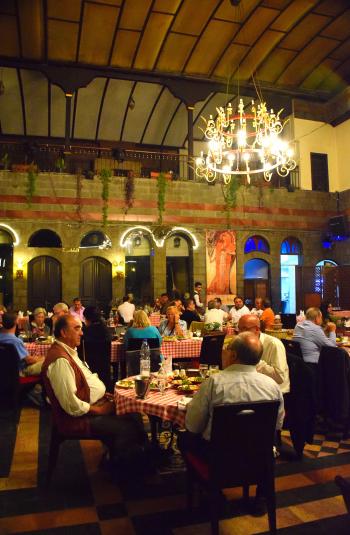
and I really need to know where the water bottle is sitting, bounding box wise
[140,339,151,377]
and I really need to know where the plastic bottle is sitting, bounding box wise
[140,339,151,377]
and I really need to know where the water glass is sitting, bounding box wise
[179,368,187,379]
[195,329,201,338]
[158,377,167,395]
[199,364,209,378]
[209,364,220,375]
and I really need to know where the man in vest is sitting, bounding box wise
[42,315,144,457]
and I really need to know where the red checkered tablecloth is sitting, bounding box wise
[149,314,161,326]
[25,342,51,357]
[115,383,187,427]
[110,338,202,363]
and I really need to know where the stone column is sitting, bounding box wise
[151,246,166,298]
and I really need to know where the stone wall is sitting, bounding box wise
[0,171,349,310]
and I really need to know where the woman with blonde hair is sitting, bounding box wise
[29,307,50,338]
[123,309,162,350]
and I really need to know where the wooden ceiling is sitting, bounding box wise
[1,0,350,96]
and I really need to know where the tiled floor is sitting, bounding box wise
[0,406,350,534]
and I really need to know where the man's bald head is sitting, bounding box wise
[228,331,263,366]
[238,314,261,336]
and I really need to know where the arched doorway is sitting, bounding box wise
[80,256,112,312]
[280,237,302,313]
[0,229,14,307]
[28,256,62,311]
[166,233,193,298]
[244,258,270,306]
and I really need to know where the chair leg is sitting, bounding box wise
[46,430,62,487]
[209,489,220,535]
[186,470,194,511]
[266,481,277,534]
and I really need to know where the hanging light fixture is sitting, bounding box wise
[195,98,296,185]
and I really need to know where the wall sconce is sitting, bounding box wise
[16,269,24,279]
[114,260,125,279]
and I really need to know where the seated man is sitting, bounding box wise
[238,314,290,394]
[251,297,264,318]
[158,305,187,337]
[118,295,135,324]
[260,299,275,329]
[230,295,250,325]
[41,315,145,456]
[69,297,85,323]
[293,307,337,366]
[181,298,201,328]
[180,332,284,491]
[0,312,44,375]
[204,299,229,326]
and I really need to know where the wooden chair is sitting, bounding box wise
[0,343,41,410]
[281,339,303,359]
[80,339,112,390]
[199,333,226,369]
[183,400,279,534]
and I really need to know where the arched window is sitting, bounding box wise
[244,258,269,279]
[28,229,62,248]
[314,259,338,294]
[80,231,111,249]
[0,229,13,245]
[281,237,302,255]
[244,235,270,254]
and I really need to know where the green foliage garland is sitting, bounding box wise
[100,168,112,227]
[156,172,167,225]
[26,164,38,207]
[222,177,240,226]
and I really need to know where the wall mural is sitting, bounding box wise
[206,230,236,301]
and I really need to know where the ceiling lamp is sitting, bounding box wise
[195,98,296,185]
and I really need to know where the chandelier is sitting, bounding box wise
[195,98,296,184]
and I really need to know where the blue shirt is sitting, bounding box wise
[123,326,162,350]
[158,319,187,336]
[293,320,337,364]
[0,332,28,370]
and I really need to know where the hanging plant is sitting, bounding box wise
[222,177,240,227]
[124,170,135,213]
[26,163,38,207]
[156,172,167,225]
[55,156,65,173]
[1,152,10,170]
[100,168,112,227]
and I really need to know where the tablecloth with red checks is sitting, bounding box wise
[115,383,186,427]
[149,314,161,326]
[25,342,51,357]
[110,338,202,363]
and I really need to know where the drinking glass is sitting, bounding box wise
[209,364,220,375]
[158,377,167,395]
[199,364,209,378]
[179,368,187,379]
[195,329,201,338]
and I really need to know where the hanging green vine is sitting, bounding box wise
[124,171,135,213]
[100,168,112,227]
[222,177,240,227]
[156,172,167,225]
[26,164,38,207]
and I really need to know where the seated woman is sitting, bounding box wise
[82,306,112,388]
[124,310,162,350]
[29,307,51,338]
[158,305,187,337]
[83,306,112,343]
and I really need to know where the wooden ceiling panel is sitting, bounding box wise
[185,20,238,76]
[301,58,341,90]
[213,43,248,79]
[91,0,122,5]
[153,0,182,14]
[280,14,330,51]
[313,0,350,17]
[79,3,119,65]
[0,15,19,56]
[18,0,43,59]
[261,0,291,8]
[277,37,339,86]
[110,30,140,68]
[271,0,318,32]
[237,30,285,81]
[156,33,196,72]
[172,0,219,36]
[329,39,350,62]
[233,7,279,45]
[318,67,347,94]
[133,13,173,70]
[120,0,152,31]
[336,59,350,84]
[257,48,297,83]
[47,0,81,21]
[321,9,350,40]
[48,20,78,62]
[215,0,259,23]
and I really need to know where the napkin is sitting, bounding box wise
[178,396,193,410]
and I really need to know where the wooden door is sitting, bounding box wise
[80,257,112,312]
[244,279,269,306]
[28,256,61,311]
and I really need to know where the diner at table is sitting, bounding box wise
[158,305,187,337]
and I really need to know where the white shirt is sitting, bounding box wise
[46,340,106,417]
[118,301,135,323]
[193,291,203,309]
[204,308,227,325]
[186,364,285,440]
[258,333,290,394]
[230,305,250,324]
[251,308,263,318]
[69,306,85,322]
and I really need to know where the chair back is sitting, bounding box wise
[281,339,303,358]
[81,339,112,390]
[127,337,161,350]
[280,314,297,329]
[199,333,225,368]
[318,346,350,422]
[125,348,161,376]
[189,321,205,334]
[210,400,279,488]
[0,343,20,409]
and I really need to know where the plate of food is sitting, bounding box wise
[116,379,135,389]
[177,384,200,394]
[163,336,178,342]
